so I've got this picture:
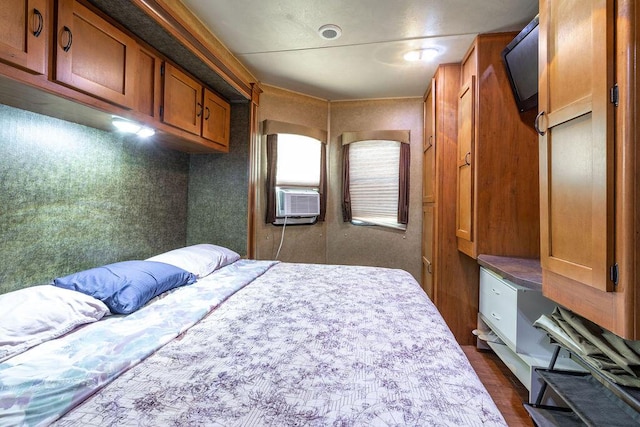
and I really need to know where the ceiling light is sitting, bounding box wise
[318,24,342,40]
[404,48,440,62]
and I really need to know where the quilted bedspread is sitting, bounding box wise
[52,262,506,426]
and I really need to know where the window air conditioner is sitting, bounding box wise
[276,188,320,217]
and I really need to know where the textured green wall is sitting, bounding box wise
[187,103,249,255]
[0,105,190,293]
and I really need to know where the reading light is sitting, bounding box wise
[112,118,155,138]
[318,24,342,40]
[404,48,440,62]
[112,119,140,133]
[136,127,155,138]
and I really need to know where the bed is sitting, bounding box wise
[0,244,507,426]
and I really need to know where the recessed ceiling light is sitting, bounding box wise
[404,48,440,62]
[318,24,342,40]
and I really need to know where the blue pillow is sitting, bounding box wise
[52,261,197,314]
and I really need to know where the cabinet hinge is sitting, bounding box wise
[160,64,165,76]
[159,106,163,118]
[610,263,619,286]
[610,84,619,107]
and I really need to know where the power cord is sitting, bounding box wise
[275,216,288,259]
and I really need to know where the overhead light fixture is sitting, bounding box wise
[136,127,156,138]
[404,48,440,62]
[318,24,342,40]
[112,118,155,138]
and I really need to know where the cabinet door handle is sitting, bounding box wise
[196,102,203,117]
[491,287,501,295]
[61,26,73,52]
[427,135,433,149]
[427,262,432,274]
[534,111,546,136]
[33,8,43,37]
[491,312,501,321]
[204,106,211,120]
[464,151,471,166]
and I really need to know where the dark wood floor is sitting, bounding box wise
[461,345,534,427]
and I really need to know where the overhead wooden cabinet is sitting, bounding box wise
[0,0,246,155]
[135,45,162,120]
[456,33,540,260]
[162,63,230,151]
[55,0,137,109]
[202,88,231,148]
[538,0,639,339]
[0,0,48,75]
[422,64,480,345]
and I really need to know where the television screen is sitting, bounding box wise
[502,15,539,112]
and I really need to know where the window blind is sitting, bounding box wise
[349,140,404,229]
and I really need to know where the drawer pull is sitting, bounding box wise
[491,312,501,321]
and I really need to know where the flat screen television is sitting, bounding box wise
[501,15,539,112]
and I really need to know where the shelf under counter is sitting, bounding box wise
[526,368,640,426]
[476,255,583,402]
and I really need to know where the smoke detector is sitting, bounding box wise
[318,24,342,40]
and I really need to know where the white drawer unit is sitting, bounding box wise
[479,267,554,357]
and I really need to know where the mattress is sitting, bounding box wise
[1,260,506,426]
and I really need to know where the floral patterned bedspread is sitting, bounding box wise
[0,260,276,427]
[52,262,506,426]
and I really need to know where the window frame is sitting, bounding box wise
[341,130,410,230]
[263,120,327,224]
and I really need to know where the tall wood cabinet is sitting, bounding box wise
[456,33,540,260]
[422,63,480,345]
[538,0,639,339]
[0,0,48,75]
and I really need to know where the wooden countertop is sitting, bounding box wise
[477,254,542,291]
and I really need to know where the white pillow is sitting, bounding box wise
[146,244,241,278]
[0,285,109,362]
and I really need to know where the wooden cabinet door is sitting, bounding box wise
[0,0,47,74]
[423,81,436,204]
[202,88,230,149]
[135,46,162,120]
[456,76,475,256]
[55,0,136,109]
[422,204,435,300]
[539,0,615,291]
[162,62,203,135]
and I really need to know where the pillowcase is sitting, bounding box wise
[52,260,196,315]
[0,285,109,362]
[146,244,240,278]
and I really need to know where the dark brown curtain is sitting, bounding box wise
[398,142,410,224]
[265,134,277,223]
[318,143,327,221]
[341,143,352,222]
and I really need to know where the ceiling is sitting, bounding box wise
[180,0,539,101]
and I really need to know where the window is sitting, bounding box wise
[342,131,410,230]
[263,120,327,224]
[349,140,401,227]
[276,134,321,187]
